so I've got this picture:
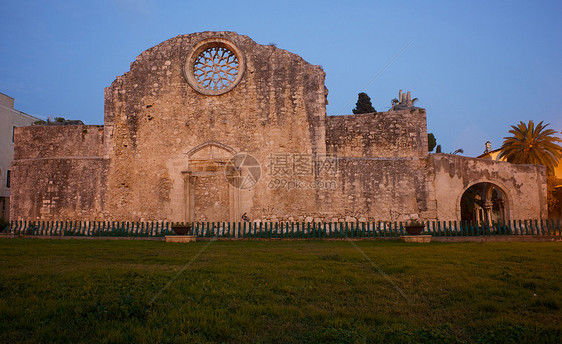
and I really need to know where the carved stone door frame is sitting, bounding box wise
[182,170,241,223]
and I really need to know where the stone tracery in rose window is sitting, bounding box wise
[192,46,240,91]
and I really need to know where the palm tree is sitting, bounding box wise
[498,121,562,173]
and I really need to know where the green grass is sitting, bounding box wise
[0,239,560,343]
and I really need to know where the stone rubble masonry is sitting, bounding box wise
[10,31,548,222]
[326,109,428,158]
[11,125,107,220]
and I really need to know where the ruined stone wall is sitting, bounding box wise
[251,157,435,223]
[324,157,434,221]
[14,125,105,159]
[11,125,107,220]
[103,31,327,222]
[10,31,548,223]
[326,109,428,158]
[429,154,548,221]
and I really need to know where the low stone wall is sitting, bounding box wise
[430,154,548,220]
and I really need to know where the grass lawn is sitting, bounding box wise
[0,239,560,343]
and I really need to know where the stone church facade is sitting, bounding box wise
[11,32,548,223]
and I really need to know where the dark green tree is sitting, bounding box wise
[352,92,376,114]
[427,133,436,152]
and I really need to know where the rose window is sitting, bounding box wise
[184,38,246,96]
[193,46,239,91]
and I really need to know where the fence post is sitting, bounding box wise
[534,219,539,236]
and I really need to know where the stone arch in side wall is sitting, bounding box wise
[457,178,512,224]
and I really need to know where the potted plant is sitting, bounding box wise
[404,219,425,235]
[172,222,192,235]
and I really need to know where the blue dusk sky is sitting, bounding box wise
[1,0,561,157]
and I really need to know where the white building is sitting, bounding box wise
[0,92,39,221]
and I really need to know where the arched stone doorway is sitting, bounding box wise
[183,141,241,223]
[460,182,508,224]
